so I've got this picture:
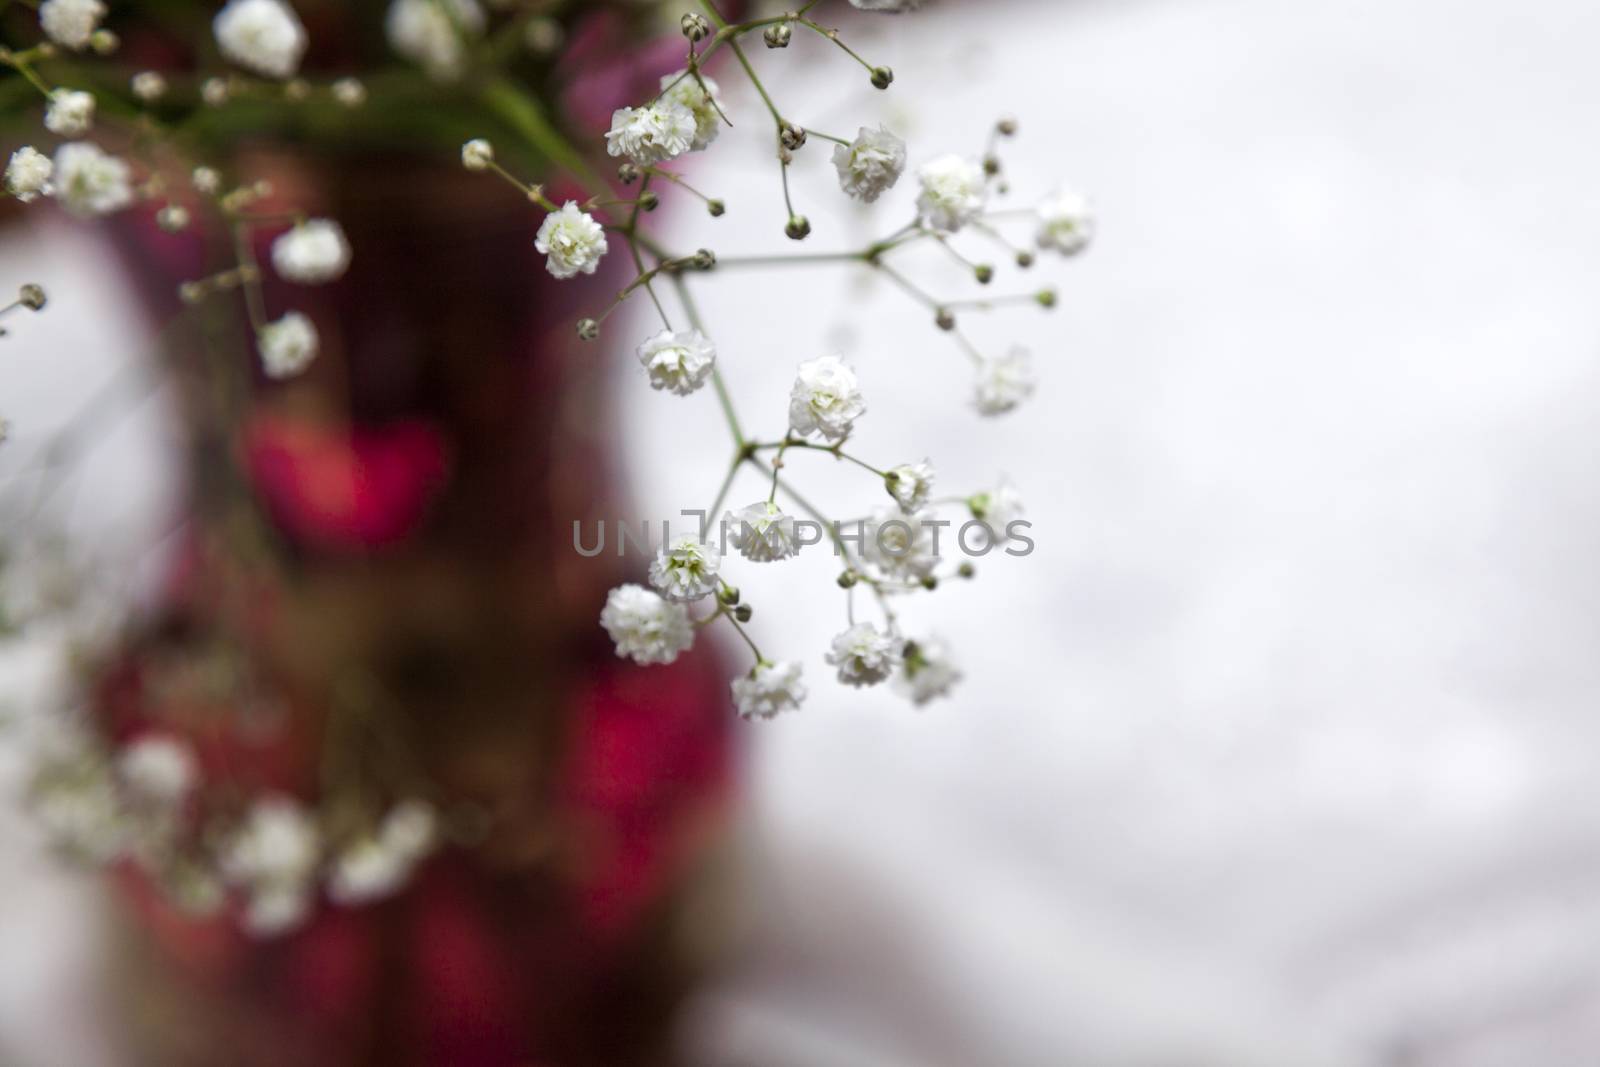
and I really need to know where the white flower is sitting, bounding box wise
[258,312,319,379]
[379,799,438,857]
[461,138,494,171]
[788,355,866,441]
[886,459,934,513]
[213,0,308,80]
[5,146,53,203]
[534,201,608,280]
[973,346,1036,416]
[832,125,907,204]
[386,0,485,81]
[1036,188,1095,257]
[825,622,905,688]
[600,583,694,665]
[722,500,800,563]
[271,219,352,284]
[659,70,724,151]
[649,534,721,603]
[222,796,319,888]
[131,71,168,102]
[895,635,962,706]
[731,661,806,721]
[243,884,312,936]
[39,0,106,50]
[916,154,987,233]
[50,142,132,217]
[116,735,198,806]
[328,837,411,905]
[969,478,1024,545]
[605,101,697,166]
[44,89,95,137]
[861,508,940,581]
[636,329,715,396]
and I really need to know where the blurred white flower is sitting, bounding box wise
[5,147,53,203]
[116,735,198,807]
[213,0,308,80]
[461,138,494,171]
[659,70,724,151]
[788,355,866,441]
[1036,188,1095,256]
[722,501,800,563]
[636,329,716,395]
[862,508,940,581]
[649,534,722,603]
[386,0,485,80]
[894,635,962,705]
[832,125,907,204]
[31,760,125,862]
[886,459,935,513]
[916,154,987,232]
[243,883,312,936]
[257,312,319,379]
[605,101,697,165]
[130,71,168,102]
[44,89,95,138]
[271,219,352,284]
[731,661,806,720]
[38,0,106,50]
[51,142,132,217]
[600,583,694,665]
[826,622,905,688]
[973,346,1035,415]
[223,796,319,887]
[534,201,608,279]
[969,478,1024,545]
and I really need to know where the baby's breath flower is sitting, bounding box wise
[605,101,697,166]
[886,459,935,513]
[44,89,95,138]
[156,204,190,233]
[38,0,106,50]
[331,77,367,107]
[1036,188,1095,257]
[51,142,132,217]
[916,154,987,233]
[5,147,53,203]
[788,354,866,442]
[271,219,352,284]
[968,478,1024,545]
[648,534,722,603]
[731,660,806,721]
[600,583,694,665]
[832,125,907,204]
[386,0,485,81]
[636,328,715,396]
[534,201,608,279]
[222,795,319,890]
[191,166,221,195]
[723,500,800,563]
[130,71,168,102]
[460,138,494,171]
[19,284,46,310]
[862,508,940,581]
[895,635,962,706]
[213,0,308,80]
[972,346,1035,416]
[659,70,725,151]
[826,622,904,688]
[116,735,198,807]
[257,311,318,379]
[326,804,434,906]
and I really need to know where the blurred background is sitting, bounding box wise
[5,0,1600,1064]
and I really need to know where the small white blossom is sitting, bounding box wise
[243,884,313,936]
[51,142,132,217]
[788,355,866,442]
[658,70,724,151]
[5,146,53,203]
[832,125,907,204]
[649,534,721,603]
[534,201,608,279]
[379,799,438,857]
[969,478,1024,546]
[600,583,694,665]
[386,0,485,80]
[192,166,222,195]
[722,500,800,563]
[886,459,934,513]
[895,635,962,706]
[731,661,806,721]
[258,312,319,379]
[331,77,367,107]
[973,346,1036,416]
[327,803,438,908]
[131,71,168,102]
[861,508,940,581]
[825,622,904,688]
[461,138,494,171]
[636,329,715,396]
[213,0,309,80]
[605,101,697,166]
[1036,188,1095,257]
[222,796,319,888]
[271,219,352,284]
[916,154,987,233]
[116,735,198,806]
[44,89,95,138]
[39,0,106,50]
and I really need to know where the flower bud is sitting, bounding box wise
[920,576,939,591]
[733,604,753,623]
[201,77,229,107]
[935,308,956,331]
[157,205,190,233]
[837,571,858,589]
[90,29,118,54]
[131,71,167,103]
[525,17,564,55]
[617,162,641,184]
[681,13,712,41]
[638,190,660,212]
[576,318,600,341]
[780,123,807,151]
[957,562,976,579]
[974,264,994,285]
[764,23,792,48]
[192,167,221,195]
[870,66,894,90]
[785,215,811,241]
[18,284,46,311]
[707,199,726,217]
[1036,289,1058,309]
[178,281,206,305]
[1016,250,1035,269]
[997,117,1019,137]
[717,585,741,607]
[461,138,494,171]
[983,155,1001,176]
